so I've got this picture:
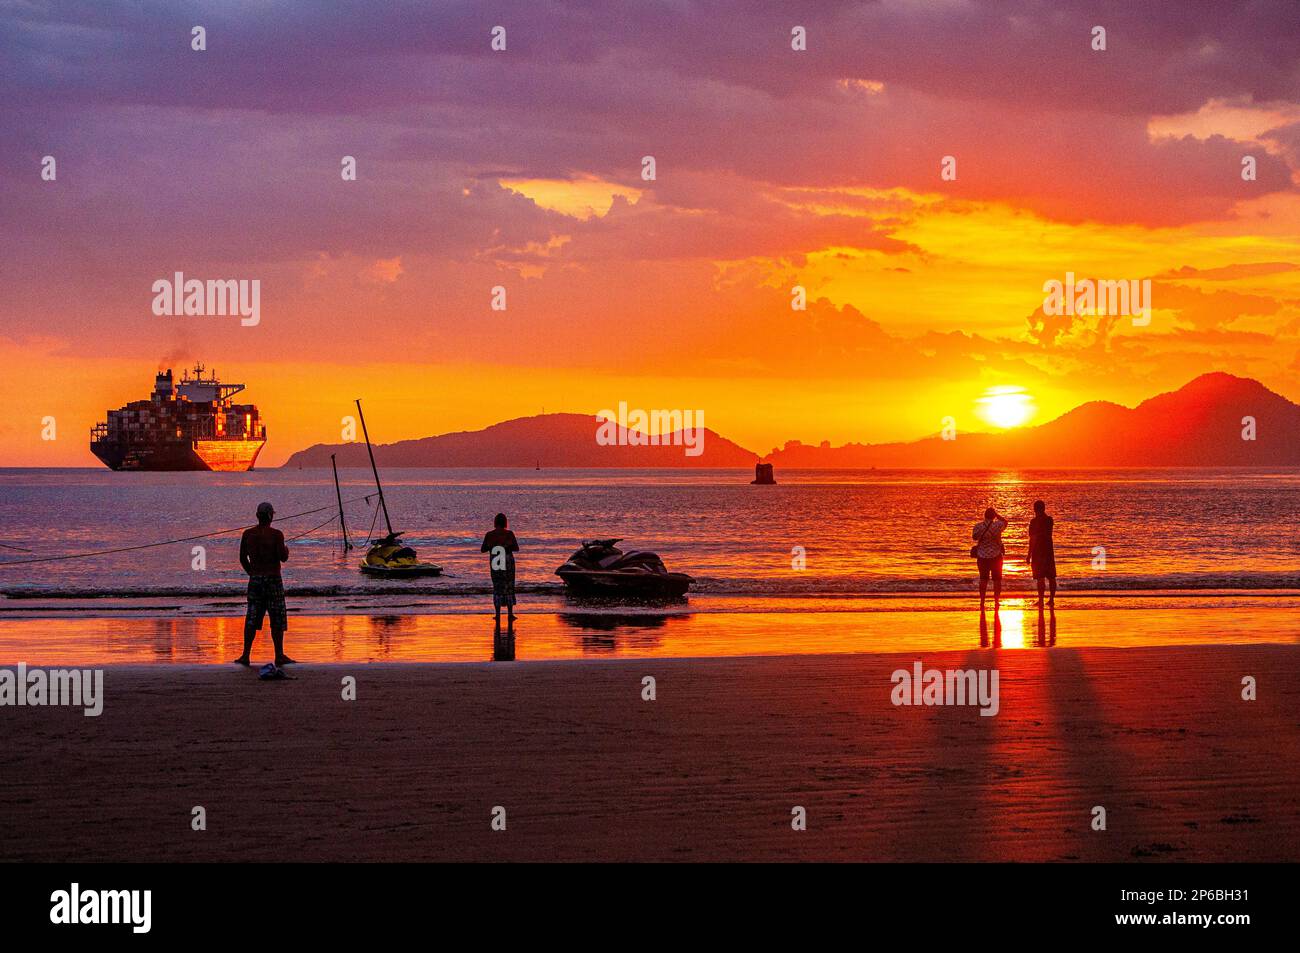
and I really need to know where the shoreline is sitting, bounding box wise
[7,585,1300,602]
[2,645,1296,862]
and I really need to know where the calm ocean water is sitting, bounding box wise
[1,468,1297,618]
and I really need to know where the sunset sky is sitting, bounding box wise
[3,0,1299,466]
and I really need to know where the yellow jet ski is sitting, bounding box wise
[352,399,443,580]
[360,532,442,578]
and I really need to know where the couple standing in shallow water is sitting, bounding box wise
[970,500,1058,609]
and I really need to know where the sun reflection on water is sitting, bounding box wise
[997,604,1026,648]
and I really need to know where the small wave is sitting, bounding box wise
[0,582,567,599]
[690,572,1300,594]
[4,572,1298,600]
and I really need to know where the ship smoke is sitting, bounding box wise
[156,345,191,372]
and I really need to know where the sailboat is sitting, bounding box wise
[354,399,442,578]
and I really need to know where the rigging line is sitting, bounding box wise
[284,513,342,542]
[0,493,377,568]
[360,502,382,548]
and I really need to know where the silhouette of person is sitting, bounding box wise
[481,513,520,630]
[235,501,293,666]
[1027,499,1057,607]
[972,506,1007,610]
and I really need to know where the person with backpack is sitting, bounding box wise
[971,506,1008,610]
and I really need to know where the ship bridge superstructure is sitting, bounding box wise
[175,363,246,403]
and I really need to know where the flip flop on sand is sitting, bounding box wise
[258,663,293,681]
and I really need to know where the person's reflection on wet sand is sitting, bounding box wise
[979,607,1003,648]
[1036,604,1057,646]
[492,623,515,661]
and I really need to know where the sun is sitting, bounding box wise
[976,386,1035,429]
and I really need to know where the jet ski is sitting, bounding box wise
[555,539,693,597]
[360,531,442,578]
[351,400,443,579]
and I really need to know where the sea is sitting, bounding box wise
[2,467,1297,661]
[1,466,1296,612]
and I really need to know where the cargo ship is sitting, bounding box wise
[90,364,267,471]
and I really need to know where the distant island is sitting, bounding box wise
[284,414,758,468]
[282,373,1300,468]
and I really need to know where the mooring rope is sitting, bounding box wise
[0,493,378,568]
[284,512,346,543]
[360,500,382,548]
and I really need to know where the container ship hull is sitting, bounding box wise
[90,365,267,473]
[91,437,265,472]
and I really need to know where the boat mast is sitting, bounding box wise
[354,399,394,537]
[330,453,351,551]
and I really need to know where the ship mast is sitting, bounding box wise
[330,453,352,551]
[354,399,393,537]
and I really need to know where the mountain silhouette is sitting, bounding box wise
[283,412,757,468]
[283,375,1298,469]
[766,373,1300,467]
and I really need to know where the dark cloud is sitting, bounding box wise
[1,0,1298,392]
[2,0,1297,235]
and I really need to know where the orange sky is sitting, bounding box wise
[2,2,1299,466]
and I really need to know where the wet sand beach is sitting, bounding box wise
[1,644,1297,862]
[1,597,1298,664]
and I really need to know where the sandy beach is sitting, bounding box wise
[1,643,1296,862]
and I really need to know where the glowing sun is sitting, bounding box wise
[976,386,1035,429]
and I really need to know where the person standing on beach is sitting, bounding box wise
[972,506,1007,609]
[1027,499,1058,607]
[481,513,520,629]
[234,501,293,666]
